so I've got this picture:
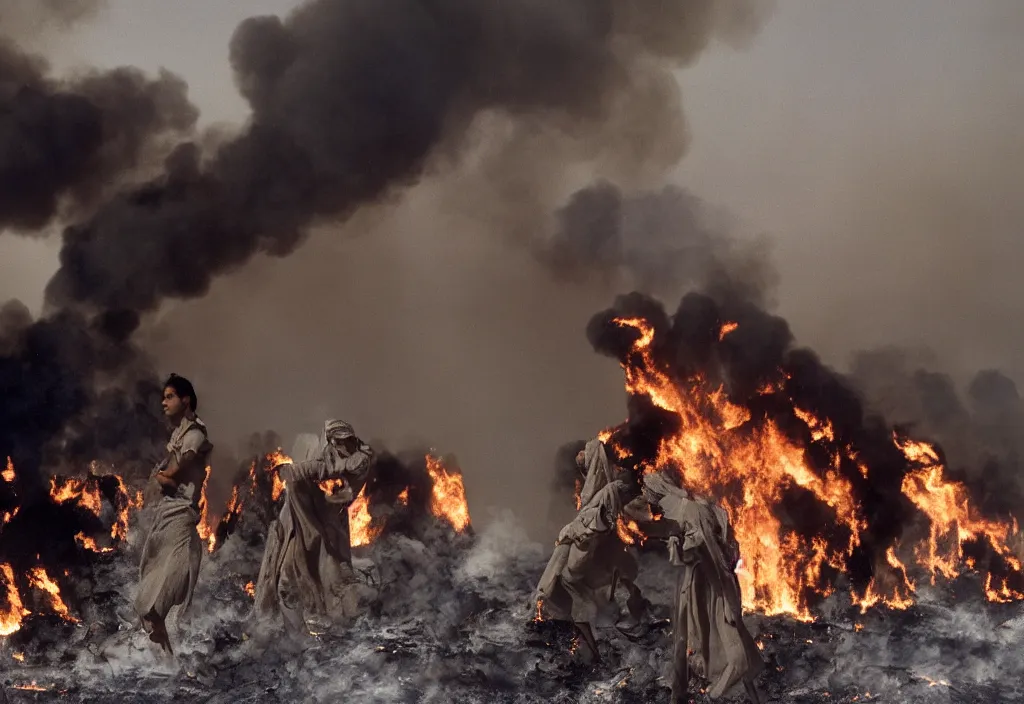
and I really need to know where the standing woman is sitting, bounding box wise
[135,374,212,654]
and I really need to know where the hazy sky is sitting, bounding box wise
[2,1,1021,524]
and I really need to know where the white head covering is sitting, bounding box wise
[323,419,355,442]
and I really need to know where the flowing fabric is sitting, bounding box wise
[134,415,212,637]
[643,472,763,701]
[536,479,637,624]
[254,420,374,631]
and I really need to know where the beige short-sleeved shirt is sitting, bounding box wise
[166,415,213,505]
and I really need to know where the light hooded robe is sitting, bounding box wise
[643,472,763,702]
[135,415,212,632]
[536,442,638,625]
[254,420,374,632]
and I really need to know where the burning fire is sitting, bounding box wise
[49,476,102,515]
[0,563,29,636]
[426,454,471,532]
[1,459,146,636]
[616,517,645,546]
[601,316,1023,617]
[348,486,379,548]
[26,566,76,623]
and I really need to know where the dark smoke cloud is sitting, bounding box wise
[543,181,777,305]
[0,37,197,233]
[1,0,774,551]
[0,303,164,481]
[45,0,772,315]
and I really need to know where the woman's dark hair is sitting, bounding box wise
[163,373,198,411]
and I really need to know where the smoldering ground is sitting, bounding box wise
[5,511,1024,703]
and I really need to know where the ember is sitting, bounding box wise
[590,300,1024,618]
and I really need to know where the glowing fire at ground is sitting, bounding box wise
[602,316,1023,618]
[1,460,145,635]
[26,566,76,623]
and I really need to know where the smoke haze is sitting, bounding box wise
[2,1,1023,538]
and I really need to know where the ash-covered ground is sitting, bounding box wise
[2,511,1022,704]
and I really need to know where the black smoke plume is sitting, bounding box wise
[544,182,777,305]
[0,37,197,233]
[1,0,769,582]
[45,0,771,314]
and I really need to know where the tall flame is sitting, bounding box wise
[26,566,77,623]
[348,486,379,547]
[0,563,29,636]
[425,454,471,532]
[266,450,291,501]
[604,316,1023,617]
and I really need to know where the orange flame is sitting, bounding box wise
[605,316,1023,617]
[26,566,77,623]
[207,485,242,554]
[397,488,409,506]
[319,478,345,495]
[616,516,645,545]
[266,450,291,501]
[2,457,14,483]
[425,454,471,532]
[851,546,916,613]
[49,477,102,516]
[74,532,113,554]
[244,581,255,598]
[0,563,29,636]
[348,486,379,547]
[897,435,1021,595]
[719,321,739,340]
[196,466,214,546]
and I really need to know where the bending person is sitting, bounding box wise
[254,419,374,634]
[536,438,647,660]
